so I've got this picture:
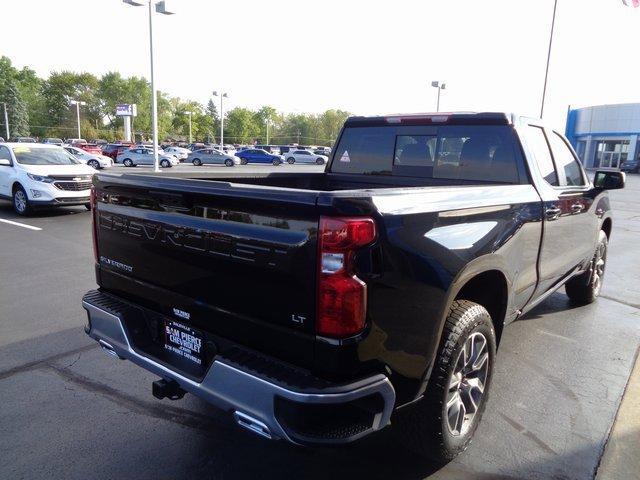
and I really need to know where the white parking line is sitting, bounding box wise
[0,218,42,231]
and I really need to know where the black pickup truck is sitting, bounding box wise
[82,113,624,461]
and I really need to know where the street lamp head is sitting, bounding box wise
[155,1,175,15]
[123,0,145,6]
[431,81,440,88]
[441,83,446,90]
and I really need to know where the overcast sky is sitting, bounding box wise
[2,0,639,129]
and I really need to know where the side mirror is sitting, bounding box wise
[0,158,11,166]
[594,170,625,190]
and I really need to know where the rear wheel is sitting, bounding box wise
[192,158,202,166]
[287,157,295,164]
[565,230,608,304]
[123,158,133,167]
[88,159,100,169]
[272,159,281,166]
[394,300,496,462]
[240,159,248,165]
[225,158,234,167]
[13,185,31,216]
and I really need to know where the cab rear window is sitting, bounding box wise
[330,125,526,184]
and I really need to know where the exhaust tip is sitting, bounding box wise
[233,411,272,440]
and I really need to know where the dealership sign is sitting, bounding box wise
[116,104,137,117]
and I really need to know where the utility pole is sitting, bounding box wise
[266,119,270,144]
[2,102,9,139]
[296,130,301,144]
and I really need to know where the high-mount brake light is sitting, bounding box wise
[317,217,377,338]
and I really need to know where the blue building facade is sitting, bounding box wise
[565,103,640,169]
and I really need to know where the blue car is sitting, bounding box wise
[235,148,283,166]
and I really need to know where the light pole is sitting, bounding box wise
[2,102,9,139]
[431,81,446,112]
[266,119,270,145]
[185,111,193,143]
[69,100,86,139]
[213,91,228,149]
[540,0,558,118]
[123,0,175,173]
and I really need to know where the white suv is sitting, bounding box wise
[0,143,96,215]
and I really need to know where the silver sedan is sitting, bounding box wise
[116,147,179,168]
[188,148,240,167]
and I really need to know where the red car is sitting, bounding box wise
[102,143,135,161]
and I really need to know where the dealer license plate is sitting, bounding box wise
[163,320,204,366]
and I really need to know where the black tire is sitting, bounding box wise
[12,185,31,216]
[225,158,234,167]
[272,159,281,166]
[393,300,496,463]
[192,158,202,166]
[123,158,133,167]
[316,158,324,165]
[84,203,92,211]
[160,159,170,168]
[565,230,608,305]
[240,159,248,165]
[287,157,295,164]
[88,159,100,169]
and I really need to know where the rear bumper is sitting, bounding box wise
[82,290,395,445]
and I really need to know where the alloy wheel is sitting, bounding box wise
[592,242,607,296]
[445,332,489,436]
[14,189,27,213]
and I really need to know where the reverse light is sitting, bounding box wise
[317,217,377,339]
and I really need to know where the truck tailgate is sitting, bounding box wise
[93,175,320,367]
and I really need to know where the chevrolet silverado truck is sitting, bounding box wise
[81,113,624,462]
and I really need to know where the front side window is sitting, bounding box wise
[13,147,80,165]
[548,132,585,186]
[523,125,558,186]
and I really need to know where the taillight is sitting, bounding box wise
[317,216,377,338]
[90,186,99,263]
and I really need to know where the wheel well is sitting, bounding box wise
[12,181,23,193]
[455,270,508,344]
[601,218,612,240]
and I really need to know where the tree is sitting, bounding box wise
[225,107,262,143]
[0,76,30,137]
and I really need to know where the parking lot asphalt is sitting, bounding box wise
[0,170,638,480]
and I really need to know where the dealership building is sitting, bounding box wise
[565,103,640,169]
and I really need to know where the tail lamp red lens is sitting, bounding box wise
[317,217,377,338]
[90,186,99,263]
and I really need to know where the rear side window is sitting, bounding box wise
[523,125,558,186]
[331,125,523,183]
[547,131,585,186]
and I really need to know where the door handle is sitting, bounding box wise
[571,203,584,213]
[545,206,561,220]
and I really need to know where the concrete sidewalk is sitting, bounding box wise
[596,347,640,480]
